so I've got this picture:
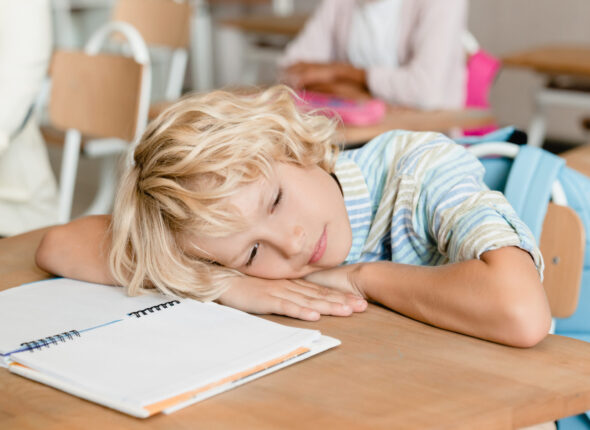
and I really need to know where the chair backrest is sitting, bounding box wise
[540,202,585,317]
[49,51,143,141]
[112,0,191,49]
[49,21,150,142]
[48,21,151,223]
[112,0,190,101]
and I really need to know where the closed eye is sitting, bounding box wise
[245,188,281,267]
[272,188,282,212]
[245,243,259,267]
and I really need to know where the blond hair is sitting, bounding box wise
[109,85,340,300]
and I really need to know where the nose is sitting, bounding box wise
[276,224,306,258]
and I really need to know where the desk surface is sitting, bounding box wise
[339,106,495,146]
[149,101,496,147]
[562,144,590,178]
[2,229,590,429]
[219,14,308,37]
[503,45,590,77]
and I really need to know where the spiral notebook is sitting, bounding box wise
[0,278,339,418]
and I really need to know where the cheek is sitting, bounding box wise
[243,258,311,280]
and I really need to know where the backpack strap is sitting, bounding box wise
[503,145,565,241]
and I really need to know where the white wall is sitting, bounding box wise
[469,0,590,143]
[221,0,590,143]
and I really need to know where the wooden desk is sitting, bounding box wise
[562,143,590,178]
[2,229,590,428]
[503,45,590,77]
[148,100,496,147]
[340,106,496,146]
[219,14,308,37]
[503,45,590,148]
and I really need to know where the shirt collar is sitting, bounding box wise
[334,158,372,263]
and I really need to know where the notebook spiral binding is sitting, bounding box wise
[20,330,81,352]
[127,300,181,318]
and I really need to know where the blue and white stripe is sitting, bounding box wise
[335,130,543,276]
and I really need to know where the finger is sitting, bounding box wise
[287,279,356,302]
[288,280,367,313]
[273,298,320,321]
[269,290,354,317]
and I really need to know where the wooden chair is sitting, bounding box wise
[111,0,191,107]
[468,142,585,322]
[49,21,151,223]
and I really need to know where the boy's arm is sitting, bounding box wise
[35,216,367,320]
[306,246,552,347]
[35,215,116,285]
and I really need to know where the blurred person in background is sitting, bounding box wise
[0,0,58,236]
[280,0,467,110]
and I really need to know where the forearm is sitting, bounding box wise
[35,215,115,285]
[331,63,367,87]
[355,248,551,347]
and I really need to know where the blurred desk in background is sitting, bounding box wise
[503,45,590,148]
[219,13,307,37]
[562,144,590,178]
[339,107,496,147]
[149,100,495,147]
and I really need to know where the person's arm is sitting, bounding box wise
[365,0,467,109]
[35,216,367,321]
[35,215,115,284]
[306,246,551,347]
[282,62,368,93]
[307,132,550,347]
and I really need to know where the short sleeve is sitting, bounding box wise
[415,138,544,278]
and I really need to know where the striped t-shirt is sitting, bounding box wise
[334,130,544,276]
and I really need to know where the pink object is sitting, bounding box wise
[295,91,387,126]
[463,49,501,135]
[465,49,501,109]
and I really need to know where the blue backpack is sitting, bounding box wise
[458,129,590,429]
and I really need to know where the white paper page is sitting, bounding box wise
[0,278,176,359]
[12,299,321,407]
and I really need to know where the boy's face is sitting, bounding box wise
[193,162,352,279]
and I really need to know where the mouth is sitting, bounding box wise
[308,226,327,265]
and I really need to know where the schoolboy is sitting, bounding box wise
[36,85,551,347]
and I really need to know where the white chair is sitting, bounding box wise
[49,21,151,223]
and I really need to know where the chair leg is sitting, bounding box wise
[191,0,214,91]
[57,129,82,224]
[83,154,119,217]
[165,49,188,101]
[527,91,547,148]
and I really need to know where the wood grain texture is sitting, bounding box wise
[220,14,308,37]
[2,229,590,428]
[49,51,143,141]
[147,100,496,144]
[339,107,496,146]
[540,203,585,318]
[112,0,191,48]
[503,45,590,77]
[562,144,590,178]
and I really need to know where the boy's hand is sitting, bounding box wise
[217,275,367,321]
[304,264,366,298]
